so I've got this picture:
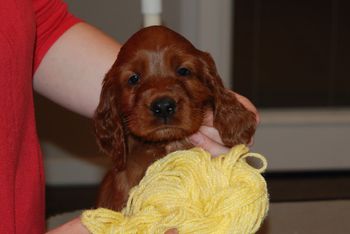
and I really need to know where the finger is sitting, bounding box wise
[248,137,254,146]
[197,126,224,145]
[189,132,229,157]
[164,228,178,234]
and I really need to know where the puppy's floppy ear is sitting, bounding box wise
[94,74,127,171]
[199,52,257,146]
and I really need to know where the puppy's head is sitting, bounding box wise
[94,26,256,170]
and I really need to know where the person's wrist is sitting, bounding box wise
[46,216,90,234]
[189,132,229,157]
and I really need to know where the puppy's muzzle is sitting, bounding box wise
[150,97,177,121]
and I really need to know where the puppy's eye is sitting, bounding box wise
[176,67,191,76]
[128,74,140,85]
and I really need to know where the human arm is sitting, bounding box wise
[34,22,121,118]
[34,22,121,234]
[46,216,178,234]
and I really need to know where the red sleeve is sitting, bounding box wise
[33,0,81,72]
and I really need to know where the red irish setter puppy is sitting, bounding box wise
[94,26,256,211]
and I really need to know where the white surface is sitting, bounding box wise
[141,0,162,14]
[178,0,233,87]
[141,0,162,27]
[252,109,350,171]
[143,14,161,27]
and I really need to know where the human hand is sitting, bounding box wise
[46,216,179,234]
[188,92,259,156]
[46,217,89,234]
[165,228,179,234]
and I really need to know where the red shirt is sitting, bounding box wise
[0,0,79,233]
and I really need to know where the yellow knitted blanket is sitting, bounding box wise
[82,145,269,234]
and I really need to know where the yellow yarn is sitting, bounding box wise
[82,145,269,234]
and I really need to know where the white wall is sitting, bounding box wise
[178,0,233,87]
[252,109,350,171]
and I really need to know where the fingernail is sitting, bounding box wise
[189,133,204,145]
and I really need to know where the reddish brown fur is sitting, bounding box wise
[94,26,257,211]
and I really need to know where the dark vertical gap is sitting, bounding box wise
[230,0,235,90]
[232,0,256,99]
[251,0,262,105]
[328,0,339,106]
[334,0,350,106]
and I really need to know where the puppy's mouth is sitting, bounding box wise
[142,126,193,142]
[127,96,204,142]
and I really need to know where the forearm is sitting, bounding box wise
[46,217,89,234]
[34,22,121,118]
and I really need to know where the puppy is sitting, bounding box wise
[94,26,256,211]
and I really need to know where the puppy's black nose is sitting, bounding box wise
[150,97,176,119]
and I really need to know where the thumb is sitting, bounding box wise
[164,228,178,234]
[189,132,229,157]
